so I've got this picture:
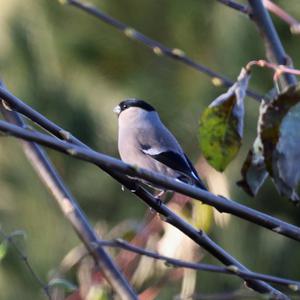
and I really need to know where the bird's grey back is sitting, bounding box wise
[118,108,184,155]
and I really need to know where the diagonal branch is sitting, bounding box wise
[0,85,137,300]
[58,0,262,101]
[0,119,292,298]
[0,87,300,242]
[97,239,300,290]
[217,0,250,15]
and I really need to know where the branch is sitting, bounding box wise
[218,0,300,35]
[263,0,300,35]
[179,289,259,300]
[0,88,299,242]
[57,0,262,101]
[0,85,138,300]
[0,85,294,297]
[248,0,298,89]
[217,0,250,15]
[245,59,300,81]
[98,238,300,291]
[0,119,292,298]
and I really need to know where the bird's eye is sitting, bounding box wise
[122,104,127,109]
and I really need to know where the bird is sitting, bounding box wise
[113,99,207,196]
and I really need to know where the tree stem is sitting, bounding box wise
[248,0,297,89]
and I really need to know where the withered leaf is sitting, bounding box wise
[259,83,300,202]
[237,136,268,196]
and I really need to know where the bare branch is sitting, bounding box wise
[0,88,299,242]
[0,81,294,297]
[263,0,300,35]
[0,118,292,298]
[218,0,300,35]
[217,0,250,15]
[98,238,300,290]
[0,84,138,300]
[245,59,300,81]
[57,0,262,101]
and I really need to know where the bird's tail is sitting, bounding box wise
[194,177,208,191]
[183,154,208,191]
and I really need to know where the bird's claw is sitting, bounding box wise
[155,197,163,207]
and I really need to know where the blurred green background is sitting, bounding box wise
[0,0,299,299]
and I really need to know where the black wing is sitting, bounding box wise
[142,145,205,186]
[183,154,207,190]
[148,150,194,176]
[141,143,207,190]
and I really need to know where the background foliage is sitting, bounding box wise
[0,0,299,299]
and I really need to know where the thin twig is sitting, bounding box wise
[217,0,250,15]
[179,289,260,300]
[218,0,300,35]
[0,119,292,298]
[57,0,262,101]
[246,59,300,81]
[97,238,300,290]
[0,229,51,298]
[263,0,300,35]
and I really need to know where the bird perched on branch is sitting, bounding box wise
[113,99,207,196]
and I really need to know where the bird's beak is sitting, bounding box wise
[113,105,121,115]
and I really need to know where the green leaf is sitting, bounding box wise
[259,83,300,202]
[48,278,77,293]
[0,240,8,262]
[237,136,269,196]
[199,68,250,171]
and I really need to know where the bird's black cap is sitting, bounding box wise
[119,99,156,112]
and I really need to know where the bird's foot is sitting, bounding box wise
[148,195,163,215]
[155,197,163,207]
